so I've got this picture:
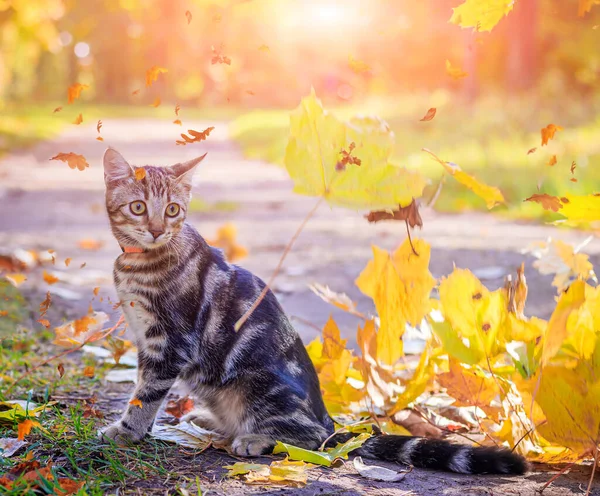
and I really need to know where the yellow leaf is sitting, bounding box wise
[83,366,95,378]
[450,0,515,32]
[541,280,586,366]
[5,273,27,287]
[355,238,436,364]
[207,223,248,262]
[555,194,600,224]
[67,83,89,104]
[445,59,468,79]
[43,270,59,285]
[565,284,600,360]
[129,398,143,408]
[285,90,427,210]
[72,113,83,125]
[258,44,270,52]
[423,148,504,209]
[541,124,563,146]
[150,97,161,107]
[145,66,168,87]
[134,168,146,181]
[348,54,370,73]
[322,315,347,360]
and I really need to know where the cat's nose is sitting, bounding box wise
[149,229,164,240]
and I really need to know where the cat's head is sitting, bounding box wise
[103,148,206,250]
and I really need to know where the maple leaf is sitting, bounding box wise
[423,148,503,209]
[419,108,436,122]
[366,200,423,228]
[207,223,248,262]
[540,123,563,146]
[450,0,515,32]
[5,273,27,287]
[129,398,143,408]
[322,316,347,360]
[145,66,168,87]
[43,270,59,285]
[547,155,557,166]
[446,59,468,79]
[185,10,192,23]
[285,90,426,210]
[134,168,146,181]
[524,193,563,212]
[53,312,109,347]
[150,97,161,107]
[17,419,41,441]
[50,152,89,171]
[355,238,436,364]
[176,127,214,146]
[72,114,83,125]
[348,54,370,73]
[53,106,62,113]
[67,83,89,104]
[165,396,194,418]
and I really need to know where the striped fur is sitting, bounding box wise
[99,148,527,475]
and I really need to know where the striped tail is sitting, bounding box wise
[354,435,528,475]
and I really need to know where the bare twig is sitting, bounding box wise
[585,445,599,496]
[405,219,419,256]
[540,457,583,494]
[234,197,324,331]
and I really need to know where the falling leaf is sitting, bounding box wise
[450,0,515,32]
[420,108,437,121]
[67,83,89,104]
[541,124,563,146]
[145,66,168,87]
[5,274,27,287]
[37,319,50,328]
[39,291,51,317]
[53,107,62,113]
[309,284,359,314]
[527,147,537,155]
[96,137,104,141]
[173,119,182,126]
[165,396,194,418]
[211,45,231,65]
[43,270,59,285]
[53,312,109,347]
[176,127,214,146]
[446,60,468,79]
[570,161,577,175]
[213,13,222,22]
[175,104,180,116]
[285,90,426,210]
[246,90,255,96]
[132,89,140,96]
[78,239,103,251]
[83,366,95,378]
[64,258,72,267]
[129,399,143,408]
[72,114,83,125]
[185,10,192,23]
[104,335,134,365]
[50,152,89,171]
[366,200,423,228]
[353,456,410,482]
[96,120,102,134]
[258,44,270,52]
[423,148,503,209]
[524,193,563,212]
[207,223,248,262]
[134,168,146,181]
[548,155,557,166]
[348,54,371,73]
[150,97,161,107]
[0,311,8,317]
[57,363,65,378]
[17,419,41,441]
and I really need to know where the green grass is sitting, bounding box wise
[228,92,600,219]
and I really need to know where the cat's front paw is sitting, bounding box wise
[99,422,144,445]
[231,434,275,457]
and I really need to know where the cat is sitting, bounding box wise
[99,147,527,475]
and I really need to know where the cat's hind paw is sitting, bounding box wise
[99,421,144,445]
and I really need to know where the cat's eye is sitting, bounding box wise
[166,203,180,217]
[129,201,147,215]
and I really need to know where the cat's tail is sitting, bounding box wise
[331,434,528,475]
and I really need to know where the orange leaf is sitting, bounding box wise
[53,106,62,113]
[165,396,195,418]
[56,478,85,496]
[5,273,27,287]
[175,127,214,146]
[78,238,103,250]
[419,108,436,122]
[40,291,51,317]
[97,120,102,133]
[145,66,168,87]
[527,147,537,155]
[548,155,557,166]
[135,168,146,181]
[93,287,100,296]
[524,193,564,212]
[150,97,161,107]
[132,89,140,96]
[72,113,83,125]
[50,152,89,171]
[17,419,41,441]
[43,270,59,285]
[64,258,72,266]
[129,398,143,408]
[83,366,95,378]
[541,124,563,146]
[175,104,181,116]
[96,137,104,141]
[67,83,89,104]
[57,363,65,377]
[173,119,182,126]
[185,10,192,23]
[38,318,50,328]
[0,310,8,317]
[446,59,468,79]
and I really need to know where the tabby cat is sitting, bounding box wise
[99,147,527,475]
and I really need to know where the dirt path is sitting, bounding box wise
[1,119,598,494]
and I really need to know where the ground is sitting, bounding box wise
[0,118,598,494]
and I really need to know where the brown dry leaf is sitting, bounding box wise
[56,478,84,496]
[185,10,192,23]
[64,258,72,266]
[83,366,95,378]
[366,200,423,228]
[527,147,537,155]
[548,155,557,166]
[53,311,109,347]
[419,108,437,122]
[446,59,468,79]
[176,127,214,146]
[541,124,563,146]
[134,168,146,181]
[129,398,143,408]
[145,66,168,87]
[38,319,50,328]
[97,120,102,133]
[165,396,195,418]
[40,291,51,317]
[72,114,83,125]
[150,97,161,107]
[17,419,41,441]
[78,239,103,251]
[524,193,563,212]
[5,273,27,287]
[53,106,62,113]
[50,152,89,171]
[335,142,361,171]
[175,104,181,116]
[57,363,65,378]
[571,161,577,175]
[43,270,59,285]
[67,83,89,104]
[207,223,248,262]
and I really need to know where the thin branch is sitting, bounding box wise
[405,219,419,256]
[540,457,583,494]
[234,196,324,331]
[585,444,599,496]
[318,418,372,451]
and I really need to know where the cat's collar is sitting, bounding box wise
[120,245,145,254]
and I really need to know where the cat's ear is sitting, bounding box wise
[171,153,207,189]
[103,147,134,184]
